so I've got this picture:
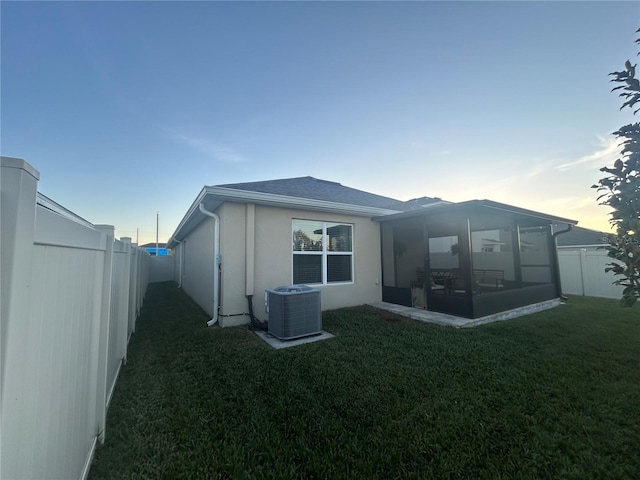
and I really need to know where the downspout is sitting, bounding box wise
[552,223,573,300]
[176,239,183,288]
[198,203,221,326]
[552,223,573,238]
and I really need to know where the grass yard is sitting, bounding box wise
[89,282,640,480]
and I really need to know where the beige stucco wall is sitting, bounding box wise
[252,204,383,317]
[179,201,384,327]
[172,242,182,284]
[218,202,250,326]
[180,216,216,318]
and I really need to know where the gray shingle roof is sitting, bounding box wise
[554,225,611,246]
[217,176,437,211]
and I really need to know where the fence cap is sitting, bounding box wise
[1,156,40,180]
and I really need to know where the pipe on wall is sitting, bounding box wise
[245,203,255,296]
[198,203,220,326]
[552,223,573,300]
[552,223,573,239]
[176,239,183,288]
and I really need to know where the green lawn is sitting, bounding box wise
[89,282,640,480]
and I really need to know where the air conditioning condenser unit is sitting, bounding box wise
[265,285,321,340]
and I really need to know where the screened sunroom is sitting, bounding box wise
[376,200,576,319]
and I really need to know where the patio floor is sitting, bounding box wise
[368,298,562,328]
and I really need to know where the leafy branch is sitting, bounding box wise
[593,28,640,307]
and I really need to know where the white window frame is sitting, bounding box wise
[292,219,354,285]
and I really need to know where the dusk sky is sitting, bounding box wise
[2,1,639,244]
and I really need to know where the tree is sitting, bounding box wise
[593,28,640,307]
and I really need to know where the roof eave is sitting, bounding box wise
[205,186,402,215]
[478,200,578,225]
[166,187,209,248]
[373,199,578,225]
[167,186,403,248]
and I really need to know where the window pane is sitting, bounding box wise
[293,255,322,284]
[326,223,353,252]
[293,220,323,252]
[327,255,352,283]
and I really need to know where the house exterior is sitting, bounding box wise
[167,177,576,326]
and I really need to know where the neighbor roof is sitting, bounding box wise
[139,242,167,249]
[554,225,610,246]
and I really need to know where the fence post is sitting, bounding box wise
[1,158,39,367]
[129,246,139,334]
[136,248,142,316]
[579,248,588,296]
[1,157,39,479]
[120,238,132,362]
[94,225,115,443]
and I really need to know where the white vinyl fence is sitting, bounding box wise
[149,254,174,283]
[558,245,625,299]
[1,157,150,480]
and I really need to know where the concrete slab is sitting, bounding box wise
[254,330,335,349]
[368,299,561,328]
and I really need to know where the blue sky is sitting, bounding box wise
[2,1,639,244]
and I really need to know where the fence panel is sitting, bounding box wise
[150,255,174,283]
[558,250,583,295]
[1,157,150,480]
[558,247,625,299]
[27,240,105,480]
[106,239,132,407]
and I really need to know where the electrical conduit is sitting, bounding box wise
[176,239,183,288]
[198,203,220,326]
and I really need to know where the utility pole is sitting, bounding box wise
[156,212,159,256]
